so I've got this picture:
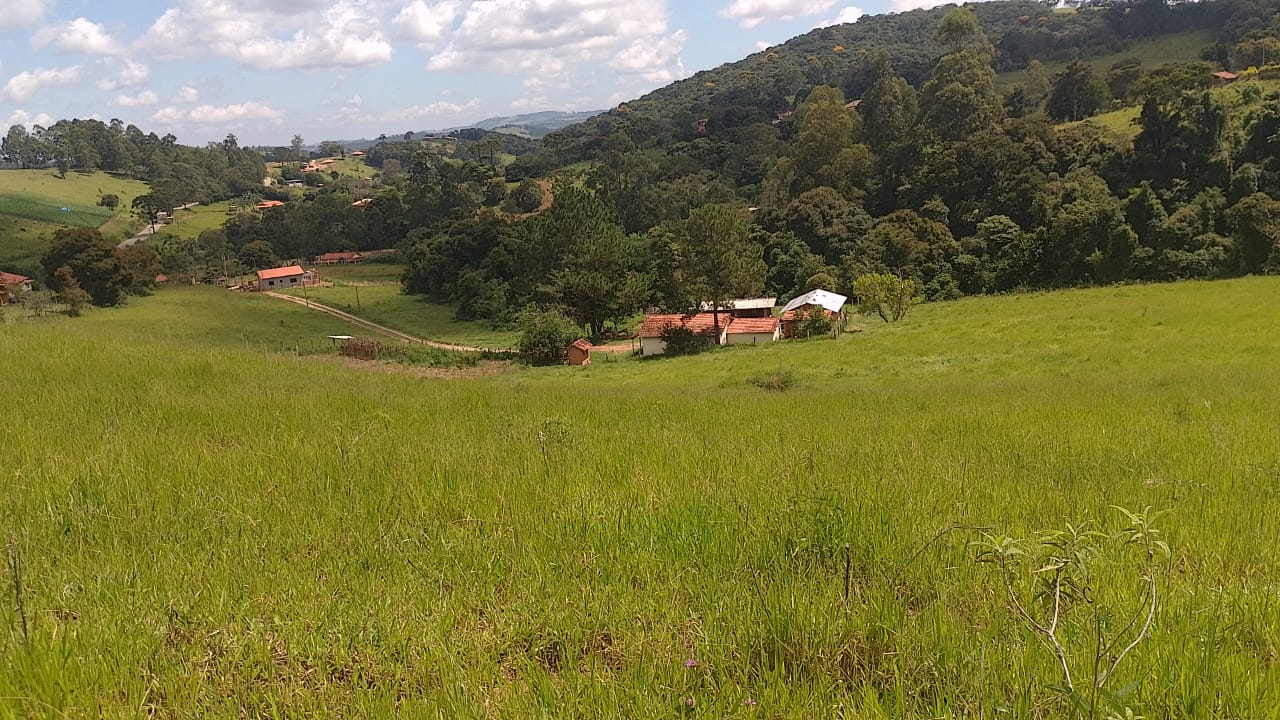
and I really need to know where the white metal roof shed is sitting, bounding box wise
[782,289,848,314]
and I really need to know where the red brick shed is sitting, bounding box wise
[568,338,592,366]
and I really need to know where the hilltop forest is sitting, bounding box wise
[7,0,1280,332]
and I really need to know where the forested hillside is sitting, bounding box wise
[513,0,1254,176]
[391,0,1280,333]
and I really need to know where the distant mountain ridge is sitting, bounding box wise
[445,110,606,138]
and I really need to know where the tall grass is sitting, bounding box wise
[2,279,1279,717]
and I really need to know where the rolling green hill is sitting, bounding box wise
[3,278,1280,716]
[0,169,149,275]
[525,0,1233,173]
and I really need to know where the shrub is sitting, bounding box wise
[659,324,714,356]
[338,338,384,360]
[795,304,834,337]
[746,370,798,391]
[379,344,481,368]
[853,273,920,323]
[518,306,580,365]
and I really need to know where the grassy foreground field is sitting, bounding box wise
[3,279,1280,717]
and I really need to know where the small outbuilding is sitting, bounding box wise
[256,265,313,291]
[780,289,849,338]
[725,316,781,345]
[255,200,285,210]
[315,251,364,265]
[568,338,592,366]
[0,271,32,305]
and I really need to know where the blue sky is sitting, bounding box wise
[0,0,927,147]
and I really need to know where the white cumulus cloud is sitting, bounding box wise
[151,101,284,125]
[611,30,687,84]
[821,5,865,25]
[98,60,150,90]
[6,109,56,129]
[720,0,835,28]
[394,0,462,47]
[0,0,51,30]
[420,0,684,107]
[173,85,200,103]
[143,0,392,70]
[2,65,82,103]
[113,90,160,107]
[378,98,480,123]
[33,17,123,55]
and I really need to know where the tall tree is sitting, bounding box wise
[1046,60,1109,122]
[680,204,766,338]
[861,56,919,153]
[918,51,1003,141]
[41,228,128,307]
[536,187,647,339]
[1226,192,1280,273]
[766,86,870,203]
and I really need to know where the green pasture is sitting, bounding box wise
[312,261,404,284]
[0,169,149,210]
[1057,75,1280,145]
[286,281,519,349]
[1060,105,1142,143]
[150,201,236,245]
[0,219,62,275]
[0,286,371,352]
[997,29,1217,88]
[3,278,1280,717]
[0,170,150,273]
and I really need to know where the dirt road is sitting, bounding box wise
[263,291,501,352]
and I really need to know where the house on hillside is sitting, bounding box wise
[725,316,781,346]
[639,313,730,356]
[256,265,314,291]
[351,198,372,209]
[568,338,592,366]
[255,200,285,210]
[315,251,364,265]
[0,271,33,305]
[1212,70,1239,84]
[780,289,848,338]
[700,297,777,319]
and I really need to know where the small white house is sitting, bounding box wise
[724,316,781,346]
[256,265,313,291]
[638,313,730,356]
